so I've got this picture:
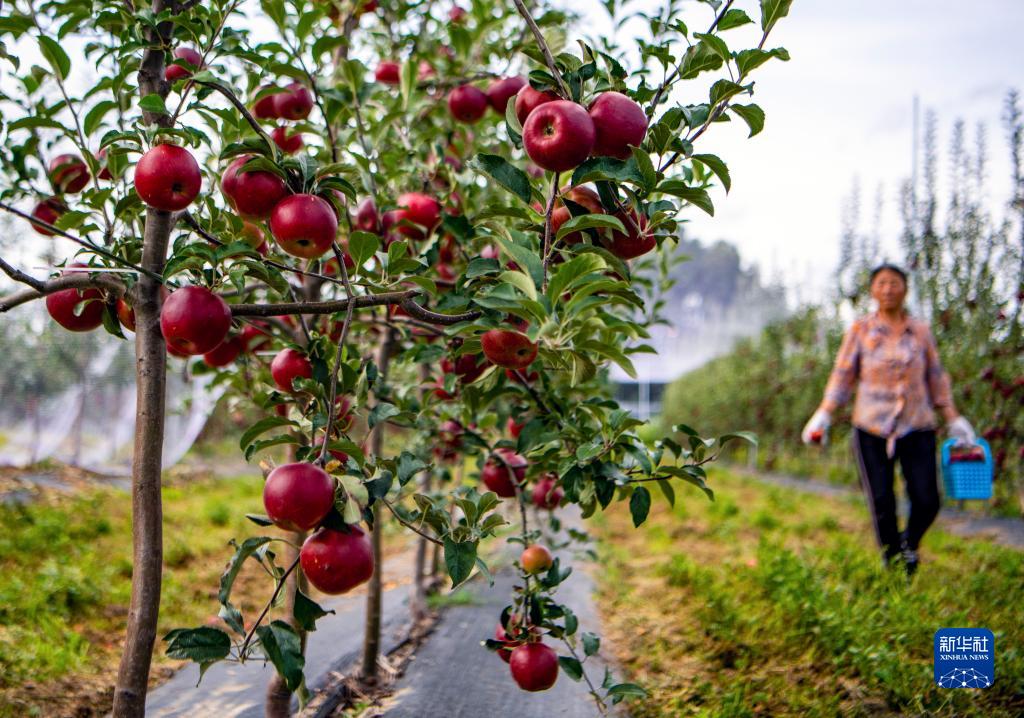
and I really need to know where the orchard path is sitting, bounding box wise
[733,467,1024,549]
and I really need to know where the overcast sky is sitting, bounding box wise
[586,0,1023,305]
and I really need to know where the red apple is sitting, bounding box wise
[273,82,314,121]
[588,91,648,160]
[448,85,489,124]
[486,77,526,114]
[507,417,524,438]
[514,85,559,126]
[531,475,563,510]
[270,194,338,258]
[449,5,467,22]
[165,47,203,82]
[240,321,272,352]
[263,462,336,532]
[116,297,136,332]
[481,448,527,498]
[375,61,400,85]
[271,126,304,154]
[509,642,558,692]
[481,329,537,370]
[506,368,539,384]
[522,100,595,172]
[355,197,381,234]
[96,148,113,180]
[442,352,487,383]
[300,525,374,594]
[135,144,202,211]
[239,221,266,249]
[221,156,288,219]
[203,335,244,368]
[809,429,823,444]
[604,208,654,259]
[45,265,104,332]
[436,262,456,282]
[253,85,282,119]
[392,192,441,240]
[31,197,64,235]
[271,347,313,392]
[167,341,192,358]
[48,154,90,194]
[160,286,232,355]
[520,544,553,574]
[551,185,604,245]
[417,60,436,81]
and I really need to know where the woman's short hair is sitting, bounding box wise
[869,263,908,285]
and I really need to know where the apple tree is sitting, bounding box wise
[0,0,792,715]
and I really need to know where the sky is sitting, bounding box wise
[581,0,1024,306]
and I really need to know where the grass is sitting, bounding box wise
[593,467,1024,717]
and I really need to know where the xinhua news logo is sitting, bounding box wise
[934,628,995,689]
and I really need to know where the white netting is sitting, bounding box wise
[0,302,224,475]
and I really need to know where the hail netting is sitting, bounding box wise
[0,302,224,474]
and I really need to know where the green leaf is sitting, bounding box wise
[582,631,600,657]
[492,235,543,288]
[629,486,651,527]
[7,115,66,131]
[164,627,232,664]
[656,181,714,216]
[606,682,648,701]
[735,47,790,77]
[731,103,765,137]
[570,156,645,187]
[347,231,379,267]
[219,536,273,605]
[717,8,754,31]
[255,620,305,692]
[397,451,427,486]
[471,154,532,204]
[719,431,758,448]
[760,0,794,34]
[367,402,400,429]
[691,153,731,193]
[709,79,746,107]
[443,537,477,588]
[239,416,298,452]
[293,589,334,632]
[38,36,71,79]
[558,655,583,681]
[498,269,537,301]
[554,213,625,242]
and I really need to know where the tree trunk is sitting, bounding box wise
[361,327,395,681]
[111,208,173,717]
[111,5,173,715]
[264,531,308,717]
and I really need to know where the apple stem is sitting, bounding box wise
[541,172,560,292]
[316,240,358,467]
[510,0,571,99]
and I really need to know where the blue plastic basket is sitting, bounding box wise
[940,438,993,500]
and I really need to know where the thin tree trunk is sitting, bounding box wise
[361,327,395,681]
[265,531,308,717]
[111,5,173,715]
[409,364,432,622]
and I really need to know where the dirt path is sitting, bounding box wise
[734,467,1024,549]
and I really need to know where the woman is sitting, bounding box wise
[801,264,976,577]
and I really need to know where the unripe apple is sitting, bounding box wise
[481,329,537,370]
[604,208,654,259]
[48,154,90,194]
[135,144,202,211]
[375,61,400,85]
[160,286,232,355]
[481,448,527,498]
[531,475,563,510]
[514,85,559,126]
[263,462,336,532]
[203,335,244,368]
[273,82,314,121]
[300,525,374,594]
[588,91,648,160]
[520,544,553,574]
[45,264,104,332]
[522,101,595,172]
[270,194,338,258]
[165,47,203,82]
[392,192,441,240]
[271,126,304,154]
[486,77,526,114]
[448,84,489,124]
[270,347,313,392]
[252,85,282,119]
[221,156,288,219]
[509,642,558,692]
[31,197,65,235]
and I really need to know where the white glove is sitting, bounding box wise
[801,408,831,446]
[948,416,976,447]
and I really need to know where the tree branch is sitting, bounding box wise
[0,271,127,312]
[649,0,734,113]
[381,498,443,546]
[510,0,570,98]
[193,80,277,149]
[231,290,416,317]
[399,297,482,325]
